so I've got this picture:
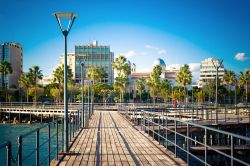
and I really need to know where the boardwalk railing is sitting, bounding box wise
[118,105,250,166]
[121,105,250,125]
[0,111,82,166]
[0,141,11,166]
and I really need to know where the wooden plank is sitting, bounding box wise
[58,111,186,166]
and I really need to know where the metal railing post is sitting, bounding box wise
[231,135,234,166]
[166,115,168,149]
[18,136,22,166]
[69,113,72,141]
[48,124,51,166]
[158,115,160,144]
[225,105,227,123]
[174,119,177,157]
[187,124,190,165]
[205,128,207,165]
[7,142,11,166]
[72,113,75,138]
[56,120,59,160]
[77,110,80,130]
[147,113,149,135]
[36,130,39,166]
[62,120,64,152]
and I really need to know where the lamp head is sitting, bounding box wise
[53,12,77,34]
[53,13,77,18]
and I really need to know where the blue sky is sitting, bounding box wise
[0,0,249,81]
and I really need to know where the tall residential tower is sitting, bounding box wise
[0,43,23,88]
[198,58,225,88]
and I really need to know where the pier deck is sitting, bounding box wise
[59,111,186,166]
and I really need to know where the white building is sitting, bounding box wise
[198,58,225,88]
[38,75,53,86]
[59,53,76,79]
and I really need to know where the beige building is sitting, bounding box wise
[129,58,179,97]
[0,43,23,88]
[59,52,76,79]
[198,58,225,88]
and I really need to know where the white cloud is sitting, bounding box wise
[124,50,136,58]
[188,63,200,83]
[188,63,200,72]
[145,44,166,55]
[235,52,249,61]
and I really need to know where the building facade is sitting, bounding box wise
[75,41,114,85]
[129,58,179,97]
[0,43,23,88]
[59,52,76,78]
[198,58,225,88]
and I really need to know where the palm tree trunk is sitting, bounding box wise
[140,91,142,102]
[3,73,7,102]
[26,89,29,102]
[246,82,248,104]
[228,85,230,104]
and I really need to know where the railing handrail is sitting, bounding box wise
[20,119,61,138]
[118,104,250,166]
[143,110,250,141]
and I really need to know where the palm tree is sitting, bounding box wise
[223,70,236,104]
[27,66,43,102]
[194,89,205,105]
[53,65,64,102]
[86,66,108,103]
[112,56,127,75]
[239,71,250,104]
[159,78,171,103]
[53,65,73,103]
[19,74,31,102]
[146,65,162,103]
[176,64,192,103]
[136,77,145,102]
[112,55,131,102]
[0,61,13,101]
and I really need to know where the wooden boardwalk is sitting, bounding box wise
[59,111,186,166]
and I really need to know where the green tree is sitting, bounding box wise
[159,78,171,103]
[86,66,108,103]
[176,64,192,103]
[112,55,131,102]
[53,65,73,103]
[27,66,43,102]
[223,70,236,104]
[19,74,32,102]
[50,88,60,102]
[136,77,145,102]
[239,71,250,104]
[0,61,13,101]
[146,65,162,103]
[194,89,206,104]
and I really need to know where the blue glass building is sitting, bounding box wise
[75,41,114,85]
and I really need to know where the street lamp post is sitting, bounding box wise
[234,78,237,112]
[53,12,77,152]
[88,79,90,120]
[212,59,223,107]
[81,63,84,128]
[212,58,223,124]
